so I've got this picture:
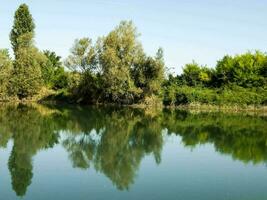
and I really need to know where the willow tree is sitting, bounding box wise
[65,38,97,72]
[65,38,100,102]
[131,48,165,104]
[98,21,144,104]
[65,21,166,104]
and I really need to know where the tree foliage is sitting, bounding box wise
[98,21,144,103]
[1,4,266,106]
[10,4,35,56]
[216,51,266,87]
[42,50,69,89]
[66,21,165,105]
[65,38,97,72]
[9,33,43,99]
[0,49,12,98]
[164,51,267,106]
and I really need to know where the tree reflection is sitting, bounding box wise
[61,107,163,190]
[0,104,266,196]
[0,104,59,196]
[162,110,267,164]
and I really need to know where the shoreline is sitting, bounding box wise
[1,100,266,115]
[169,104,267,116]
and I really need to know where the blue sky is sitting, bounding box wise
[1,0,267,74]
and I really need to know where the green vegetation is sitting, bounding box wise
[65,21,165,105]
[42,50,69,89]
[10,4,35,55]
[0,49,12,100]
[163,52,267,107]
[0,4,266,107]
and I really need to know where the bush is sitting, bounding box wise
[163,85,267,106]
[218,86,267,106]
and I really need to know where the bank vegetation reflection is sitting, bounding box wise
[0,104,266,196]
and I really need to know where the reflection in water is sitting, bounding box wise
[0,104,266,197]
[61,107,163,190]
[0,104,59,196]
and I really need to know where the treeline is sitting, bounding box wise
[163,52,267,106]
[0,4,266,106]
[0,4,164,105]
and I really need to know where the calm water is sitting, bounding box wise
[0,104,266,200]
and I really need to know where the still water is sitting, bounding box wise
[0,104,266,200]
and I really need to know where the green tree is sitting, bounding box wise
[65,38,100,102]
[182,61,213,87]
[9,5,43,99]
[65,38,97,72]
[143,48,165,96]
[10,4,35,57]
[42,50,69,89]
[9,33,43,99]
[98,21,143,104]
[41,50,60,86]
[182,61,202,86]
[132,48,165,103]
[0,49,12,98]
[215,51,266,87]
[44,50,62,68]
[65,21,167,105]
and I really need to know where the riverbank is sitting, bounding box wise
[2,100,266,116]
[1,88,267,115]
[171,103,267,116]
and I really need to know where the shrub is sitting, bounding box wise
[163,85,267,106]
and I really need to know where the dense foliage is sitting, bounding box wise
[0,49,12,99]
[9,33,43,98]
[0,4,266,106]
[1,4,71,100]
[163,52,267,106]
[65,21,165,105]
[10,4,35,55]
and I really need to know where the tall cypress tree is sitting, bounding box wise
[10,4,35,56]
[9,4,43,99]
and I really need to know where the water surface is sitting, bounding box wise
[0,104,266,200]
